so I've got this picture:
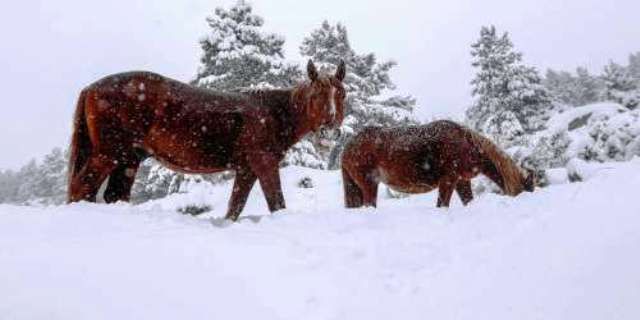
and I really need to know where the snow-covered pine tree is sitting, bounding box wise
[602,61,639,109]
[192,0,299,90]
[544,69,579,106]
[543,67,603,107]
[628,52,640,81]
[13,159,40,204]
[574,66,604,106]
[286,20,416,169]
[31,148,67,204]
[14,149,67,204]
[0,170,19,203]
[466,25,552,148]
[0,160,40,204]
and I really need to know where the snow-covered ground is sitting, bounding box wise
[1,159,640,320]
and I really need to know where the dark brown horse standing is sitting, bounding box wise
[68,60,346,220]
[341,120,535,208]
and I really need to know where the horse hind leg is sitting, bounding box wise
[68,153,118,202]
[455,180,474,206]
[436,176,458,208]
[104,162,140,203]
[342,167,364,208]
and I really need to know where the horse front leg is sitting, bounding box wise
[251,155,286,213]
[361,173,379,208]
[104,161,141,204]
[225,168,257,221]
[342,168,364,208]
[436,176,458,208]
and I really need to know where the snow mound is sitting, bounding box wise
[522,102,640,170]
[545,102,626,134]
[1,160,640,319]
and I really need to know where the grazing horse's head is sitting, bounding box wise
[296,60,346,136]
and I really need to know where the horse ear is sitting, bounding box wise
[335,60,346,82]
[307,60,318,82]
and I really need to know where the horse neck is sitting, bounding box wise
[244,88,292,110]
[244,88,309,145]
[480,160,507,192]
[289,84,321,141]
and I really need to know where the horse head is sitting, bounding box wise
[295,60,346,139]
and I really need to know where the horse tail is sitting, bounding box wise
[467,129,525,196]
[342,165,364,208]
[67,89,91,202]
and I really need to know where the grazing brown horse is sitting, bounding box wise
[341,120,535,208]
[68,60,346,220]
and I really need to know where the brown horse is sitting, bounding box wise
[68,60,346,220]
[341,120,535,208]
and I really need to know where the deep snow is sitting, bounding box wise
[1,159,640,319]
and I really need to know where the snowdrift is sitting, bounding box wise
[531,102,640,165]
[1,159,640,319]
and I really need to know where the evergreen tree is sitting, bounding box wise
[544,69,579,105]
[14,159,39,204]
[0,170,19,203]
[1,148,69,205]
[574,67,603,106]
[192,0,299,90]
[543,67,603,107]
[628,52,640,81]
[32,148,67,203]
[287,21,416,169]
[466,25,552,147]
[602,61,639,109]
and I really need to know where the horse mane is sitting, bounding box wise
[237,81,312,108]
[466,128,526,196]
[240,87,304,146]
[240,88,293,108]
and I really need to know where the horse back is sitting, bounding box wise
[79,71,262,172]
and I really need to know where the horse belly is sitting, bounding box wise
[386,183,436,194]
[144,126,237,174]
[378,167,436,194]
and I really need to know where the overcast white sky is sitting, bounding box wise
[0,0,638,169]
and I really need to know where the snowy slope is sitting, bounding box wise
[1,159,640,320]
